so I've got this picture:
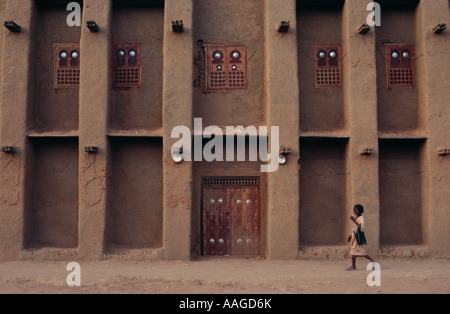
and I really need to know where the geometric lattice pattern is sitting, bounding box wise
[113,44,142,88]
[54,44,80,89]
[205,45,247,91]
[316,68,341,87]
[56,69,80,87]
[208,70,227,89]
[202,176,259,188]
[114,68,140,86]
[314,45,341,88]
[389,68,415,87]
[386,44,415,88]
[228,70,246,89]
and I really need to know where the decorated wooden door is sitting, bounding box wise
[202,177,260,256]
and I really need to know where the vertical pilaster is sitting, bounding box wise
[343,0,380,255]
[0,0,35,261]
[417,0,450,256]
[78,0,112,260]
[265,0,300,259]
[162,0,194,260]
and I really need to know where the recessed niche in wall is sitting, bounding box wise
[297,2,345,133]
[379,139,427,246]
[191,136,268,256]
[32,1,82,132]
[375,2,420,133]
[26,137,79,248]
[111,0,164,132]
[193,0,266,127]
[299,138,348,246]
[107,137,163,250]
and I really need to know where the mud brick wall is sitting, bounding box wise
[0,0,449,261]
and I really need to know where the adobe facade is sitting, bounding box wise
[0,0,449,261]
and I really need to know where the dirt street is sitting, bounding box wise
[0,257,448,294]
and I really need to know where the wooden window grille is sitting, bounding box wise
[113,44,142,88]
[386,44,415,88]
[54,44,80,89]
[314,45,341,88]
[205,45,248,91]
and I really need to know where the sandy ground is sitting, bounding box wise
[0,257,448,294]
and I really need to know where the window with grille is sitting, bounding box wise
[54,44,80,88]
[205,45,248,91]
[314,45,341,88]
[385,44,415,88]
[113,44,142,88]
